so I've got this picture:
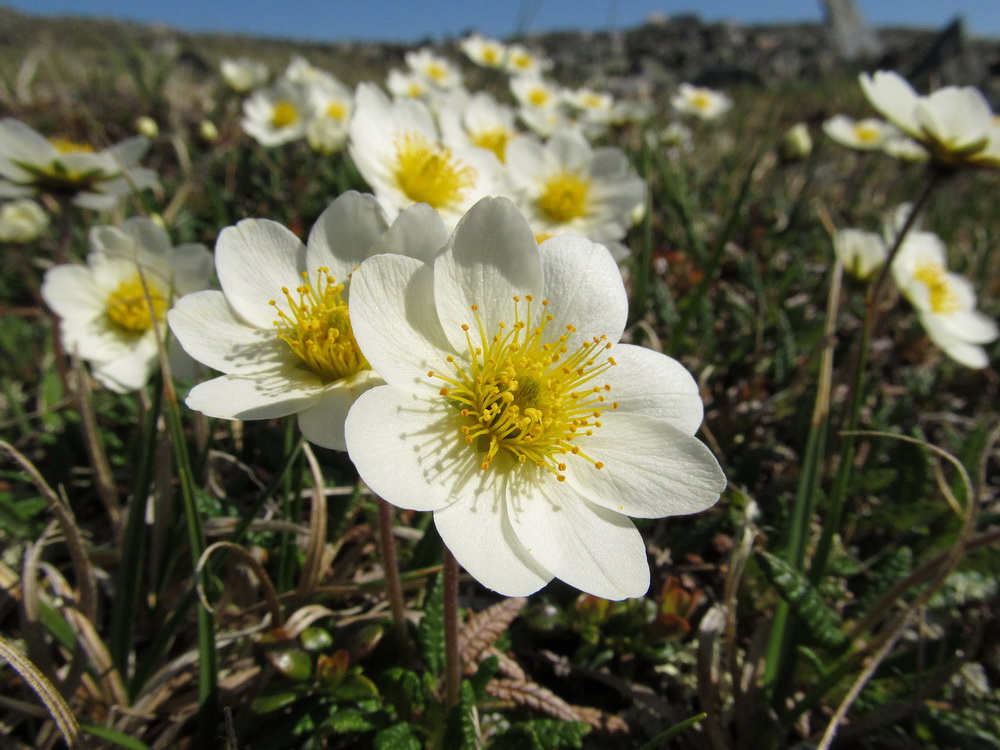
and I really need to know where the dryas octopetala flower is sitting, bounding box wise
[221,57,269,92]
[0,198,48,243]
[344,197,726,599]
[505,128,646,257]
[822,115,898,151]
[41,217,212,392]
[459,34,508,69]
[859,70,1000,169]
[890,230,997,368]
[241,80,312,147]
[168,191,448,450]
[833,228,887,281]
[0,119,158,210]
[671,83,732,120]
[348,83,503,230]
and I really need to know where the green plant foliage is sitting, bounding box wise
[757,551,847,650]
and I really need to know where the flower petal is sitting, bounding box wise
[349,253,452,392]
[565,412,726,519]
[215,219,306,329]
[306,191,388,284]
[859,71,920,137]
[538,235,627,344]
[604,344,704,434]
[434,197,543,351]
[433,490,552,597]
[345,386,489,512]
[371,203,450,264]
[297,370,383,451]
[507,473,650,600]
[185,367,324,420]
[167,291,289,375]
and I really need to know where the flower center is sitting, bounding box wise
[272,101,299,129]
[482,47,500,65]
[537,172,591,223]
[527,88,551,108]
[325,101,348,121]
[106,276,168,333]
[691,92,711,111]
[913,262,961,314]
[392,132,478,209]
[425,62,448,82]
[855,123,880,144]
[471,126,512,162]
[49,138,95,154]
[429,296,616,481]
[270,268,369,382]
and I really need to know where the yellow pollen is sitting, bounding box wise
[537,171,591,224]
[528,89,550,107]
[271,101,299,129]
[855,123,880,143]
[913,262,961,314]
[512,52,532,70]
[471,126,512,162]
[106,275,168,333]
[270,268,369,382]
[691,92,712,111]
[392,132,477,209]
[483,48,500,65]
[426,63,448,82]
[49,137,95,154]
[326,101,348,121]
[430,297,614,480]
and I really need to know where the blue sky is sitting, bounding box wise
[7,0,1000,42]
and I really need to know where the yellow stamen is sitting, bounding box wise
[270,268,369,382]
[326,101,348,121]
[470,126,512,162]
[430,296,615,481]
[271,101,299,129]
[392,132,477,209]
[106,276,168,333]
[49,138,95,154]
[913,262,961,314]
[537,172,591,224]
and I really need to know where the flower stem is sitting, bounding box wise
[443,548,461,710]
[376,496,411,660]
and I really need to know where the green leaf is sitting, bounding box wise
[321,707,378,733]
[251,690,303,714]
[381,667,425,718]
[758,551,847,649]
[300,626,334,652]
[81,725,151,750]
[374,722,422,750]
[418,572,445,674]
[492,719,591,750]
[468,654,499,701]
[443,680,477,750]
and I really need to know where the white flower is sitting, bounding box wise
[503,44,553,77]
[0,199,48,243]
[656,122,693,153]
[405,48,463,91]
[344,197,726,599]
[781,122,813,161]
[221,57,269,92]
[241,80,312,147]
[348,83,503,230]
[0,119,159,210]
[510,75,563,113]
[460,34,507,68]
[386,68,431,100]
[438,90,520,163]
[41,218,212,392]
[822,115,897,151]
[505,129,646,256]
[303,72,353,154]
[891,231,997,368]
[167,191,447,450]
[833,228,887,280]
[859,70,1000,168]
[671,84,732,120]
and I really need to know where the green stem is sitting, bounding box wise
[442,549,461,710]
[377,496,413,661]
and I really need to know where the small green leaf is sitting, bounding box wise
[758,551,847,649]
[374,722,422,750]
[300,626,334,652]
[267,648,313,681]
[418,572,445,674]
[251,690,302,714]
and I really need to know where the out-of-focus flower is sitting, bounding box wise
[134,116,159,140]
[303,71,353,154]
[503,44,553,77]
[0,198,48,243]
[655,121,693,153]
[822,114,896,151]
[307,117,348,154]
[221,57,269,92]
[0,119,158,210]
[890,231,997,368]
[169,191,449,450]
[834,228,887,280]
[386,68,431,100]
[510,76,569,136]
[460,34,508,68]
[439,90,520,163]
[344,197,726,599]
[505,129,646,256]
[780,122,813,161]
[565,87,616,137]
[348,83,503,229]
[241,80,312,147]
[405,48,463,91]
[859,70,1000,169]
[671,83,732,120]
[41,218,212,392]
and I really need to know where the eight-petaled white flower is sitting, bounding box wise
[891,230,998,369]
[168,191,448,450]
[0,119,159,210]
[41,217,212,392]
[671,83,732,120]
[344,197,726,599]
